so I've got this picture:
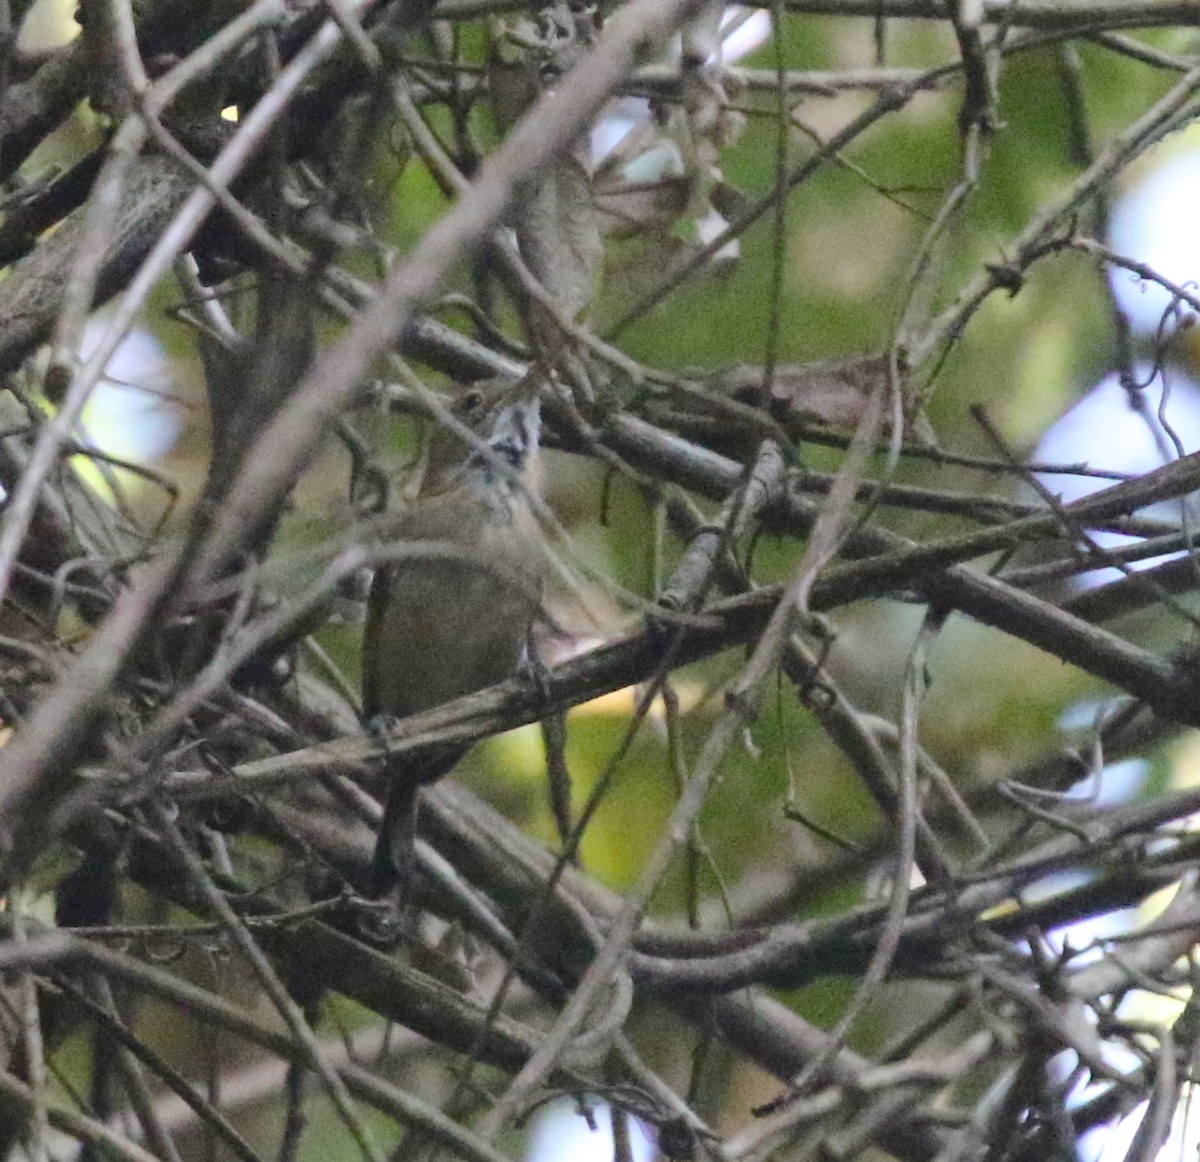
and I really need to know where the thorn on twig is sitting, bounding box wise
[724,686,758,722]
[985,261,1024,295]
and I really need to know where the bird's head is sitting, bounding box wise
[420,377,542,503]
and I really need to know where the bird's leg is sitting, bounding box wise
[516,633,554,705]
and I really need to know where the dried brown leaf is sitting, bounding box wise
[723,354,892,430]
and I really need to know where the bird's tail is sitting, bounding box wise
[370,745,465,899]
[371,778,421,899]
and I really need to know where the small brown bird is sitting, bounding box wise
[363,381,544,896]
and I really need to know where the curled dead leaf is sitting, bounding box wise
[722,354,893,431]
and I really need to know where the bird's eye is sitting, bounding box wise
[462,389,483,412]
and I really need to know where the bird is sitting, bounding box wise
[362,379,544,899]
